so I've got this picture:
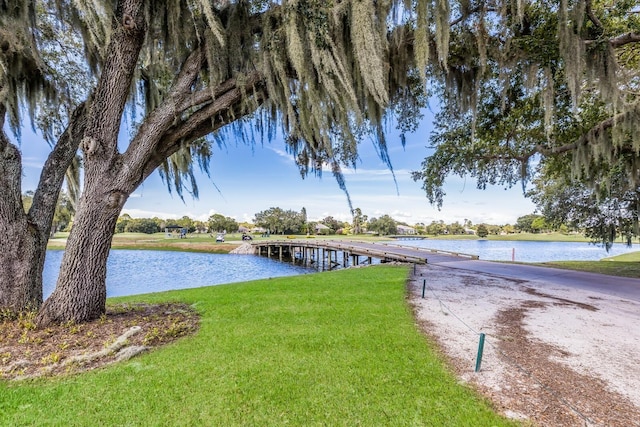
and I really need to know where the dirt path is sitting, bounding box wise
[409,264,640,427]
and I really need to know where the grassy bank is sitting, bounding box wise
[536,251,640,278]
[48,232,240,253]
[0,266,514,426]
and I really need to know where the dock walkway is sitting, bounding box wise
[252,239,478,269]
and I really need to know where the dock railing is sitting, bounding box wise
[252,239,479,265]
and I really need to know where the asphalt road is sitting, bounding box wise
[368,241,640,302]
[430,258,640,303]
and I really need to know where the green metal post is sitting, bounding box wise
[475,333,486,372]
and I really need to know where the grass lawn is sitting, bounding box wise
[537,250,640,278]
[49,232,240,253]
[0,266,514,426]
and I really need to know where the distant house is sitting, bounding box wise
[464,228,476,235]
[397,225,416,235]
[315,223,331,234]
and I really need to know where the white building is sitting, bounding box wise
[396,225,416,235]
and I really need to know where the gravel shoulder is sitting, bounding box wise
[409,264,640,427]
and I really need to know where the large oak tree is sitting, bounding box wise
[29,0,430,325]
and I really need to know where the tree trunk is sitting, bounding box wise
[0,97,87,314]
[36,0,147,326]
[0,217,46,312]
[35,183,124,324]
[0,131,45,311]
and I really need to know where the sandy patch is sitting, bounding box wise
[409,264,640,427]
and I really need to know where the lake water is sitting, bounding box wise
[43,250,313,299]
[399,239,638,263]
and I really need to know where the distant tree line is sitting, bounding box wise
[104,205,577,237]
[23,191,74,236]
[115,214,207,234]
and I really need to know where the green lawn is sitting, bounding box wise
[0,266,514,426]
[537,250,640,278]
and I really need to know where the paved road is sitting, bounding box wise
[430,258,640,303]
[360,241,640,302]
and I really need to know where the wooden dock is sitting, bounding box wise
[251,239,478,269]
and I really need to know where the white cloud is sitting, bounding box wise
[268,146,411,181]
[121,208,180,219]
[268,147,296,162]
[21,157,45,169]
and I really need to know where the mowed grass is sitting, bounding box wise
[0,266,514,426]
[539,250,640,278]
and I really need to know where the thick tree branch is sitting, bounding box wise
[471,111,631,164]
[529,110,637,159]
[542,114,622,156]
[175,88,266,149]
[585,0,604,30]
[587,32,640,48]
[29,101,88,235]
[173,74,264,143]
[177,77,243,112]
[123,63,263,189]
[0,104,24,223]
[450,7,480,27]
[81,0,146,161]
[610,32,640,48]
[141,76,265,180]
[122,48,206,175]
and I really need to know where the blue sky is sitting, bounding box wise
[16,110,536,226]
